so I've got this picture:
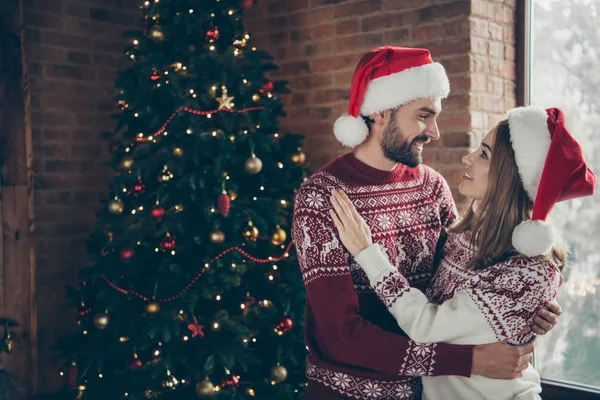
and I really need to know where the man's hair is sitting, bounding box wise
[361,115,374,131]
[450,120,566,270]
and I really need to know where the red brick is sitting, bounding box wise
[412,24,441,42]
[44,64,96,81]
[442,94,469,112]
[419,1,470,23]
[28,45,68,63]
[334,0,382,18]
[383,28,410,43]
[438,113,471,131]
[336,20,359,36]
[442,132,473,147]
[280,60,310,76]
[26,10,63,29]
[43,191,73,206]
[312,24,335,40]
[311,54,358,72]
[311,88,349,103]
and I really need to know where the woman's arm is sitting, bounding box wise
[330,189,562,344]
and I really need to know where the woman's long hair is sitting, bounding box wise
[450,120,566,271]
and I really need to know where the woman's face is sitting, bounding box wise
[458,128,496,200]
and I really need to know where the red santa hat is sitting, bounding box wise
[334,47,450,147]
[507,105,598,256]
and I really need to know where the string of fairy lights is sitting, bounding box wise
[63,1,309,398]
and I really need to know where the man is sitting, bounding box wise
[291,47,561,400]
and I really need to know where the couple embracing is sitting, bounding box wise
[292,47,597,400]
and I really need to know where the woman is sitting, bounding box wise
[329,106,597,400]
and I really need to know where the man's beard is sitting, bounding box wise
[381,121,429,168]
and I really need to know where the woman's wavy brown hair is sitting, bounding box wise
[450,120,566,271]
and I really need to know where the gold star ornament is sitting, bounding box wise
[216,86,234,110]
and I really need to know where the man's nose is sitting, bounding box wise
[425,121,440,141]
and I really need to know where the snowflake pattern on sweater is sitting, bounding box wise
[292,153,473,400]
[293,165,454,292]
[426,231,561,345]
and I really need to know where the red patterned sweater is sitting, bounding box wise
[291,153,473,400]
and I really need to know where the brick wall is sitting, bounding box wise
[23,0,138,391]
[245,0,517,198]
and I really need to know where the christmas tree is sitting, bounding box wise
[53,0,309,399]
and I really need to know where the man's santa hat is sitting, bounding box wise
[334,46,450,147]
[507,106,597,256]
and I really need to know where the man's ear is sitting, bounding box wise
[371,112,386,127]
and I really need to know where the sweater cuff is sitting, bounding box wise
[433,343,474,377]
[354,244,396,283]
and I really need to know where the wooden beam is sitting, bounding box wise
[0,0,37,394]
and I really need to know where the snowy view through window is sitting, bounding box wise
[531,0,600,388]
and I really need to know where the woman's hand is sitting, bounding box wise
[329,189,373,257]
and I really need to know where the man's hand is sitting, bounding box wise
[531,301,562,335]
[471,339,535,379]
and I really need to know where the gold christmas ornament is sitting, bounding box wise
[93,313,109,330]
[229,190,238,201]
[145,301,161,314]
[2,329,14,354]
[291,151,306,164]
[270,364,288,384]
[209,228,225,244]
[245,154,263,174]
[195,379,215,398]
[120,156,134,169]
[108,199,124,215]
[149,25,165,42]
[243,222,259,242]
[270,226,287,246]
[173,147,183,156]
[252,93,260,102]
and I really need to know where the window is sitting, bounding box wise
[524,0,600,391]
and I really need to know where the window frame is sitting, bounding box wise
[517,1,600,397]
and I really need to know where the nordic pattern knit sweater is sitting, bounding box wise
[355,230,560,400]
[291,153,473,400]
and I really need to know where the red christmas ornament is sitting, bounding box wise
[67,361,78,387]
[260,81,274,94]
[127,358,143,370]
[160,236,176,251]
[275,317,293,333]
[150,71,161,81]
[187,321,205,338]
[151,206,166,219]
[120,247,135,262]
[239,0,254,10]
[206,28,220,43]
[221,373,239,390]
[218,191,231,217]
[283,317,293,330]
[132,180,145,195]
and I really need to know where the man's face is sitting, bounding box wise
[379,98,442,167]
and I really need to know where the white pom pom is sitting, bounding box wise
[512,220,557,257]
[333,114,369,147]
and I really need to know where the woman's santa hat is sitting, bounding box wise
[507,106,597,256]
[334,47,450,147]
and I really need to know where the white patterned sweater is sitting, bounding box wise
[292,153,473,400]
[355,230,561,400]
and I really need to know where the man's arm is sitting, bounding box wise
[292,182,473,378]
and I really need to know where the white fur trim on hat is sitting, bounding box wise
[359,62,450,116]
[507,106,552,201]
[512,220,558,256]
[334,114,369,148]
